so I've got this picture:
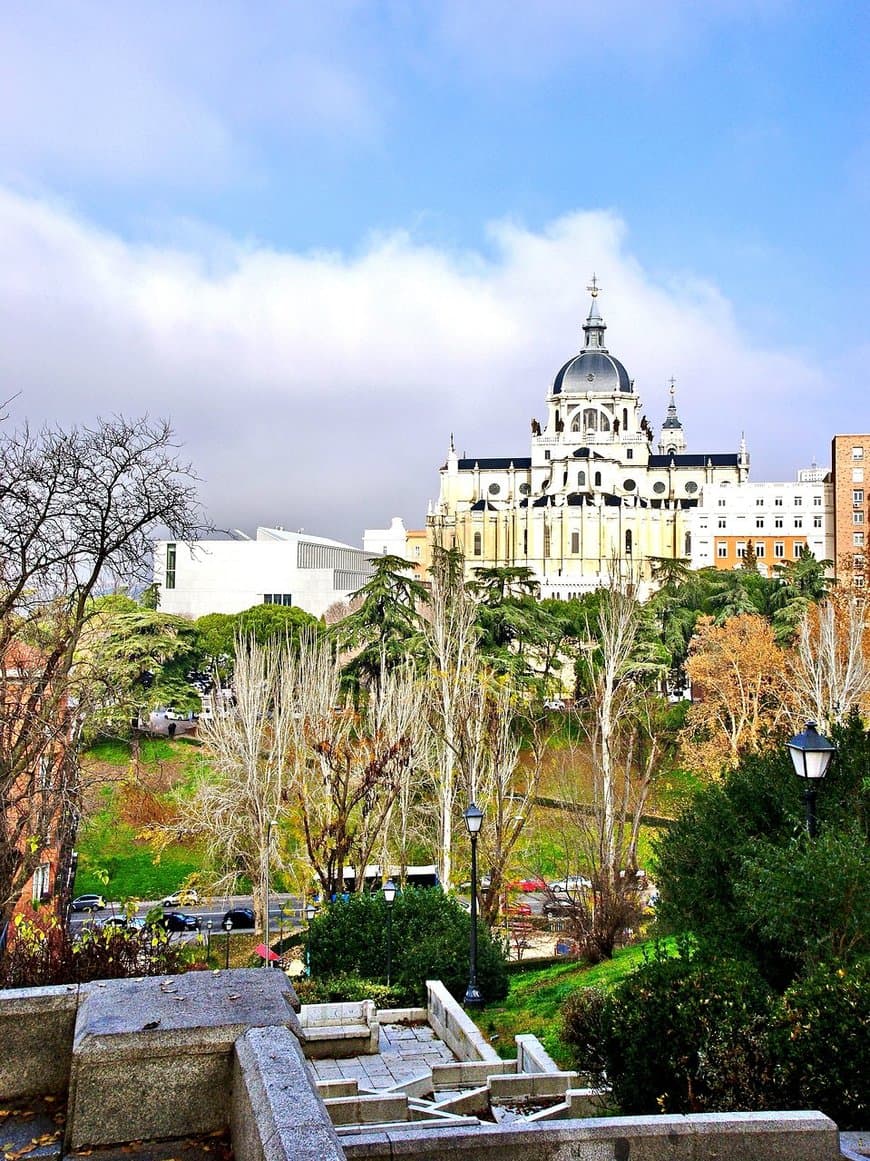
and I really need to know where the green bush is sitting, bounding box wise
[563,944,777,1115]
[308,888,509,1006]
[774,957,870,1129]
[293,973,409,1008]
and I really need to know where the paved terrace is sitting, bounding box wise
[309,1020,456,1090]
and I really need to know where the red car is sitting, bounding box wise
[505,902,532,917]
[508,877,547,893]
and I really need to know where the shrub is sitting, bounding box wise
[293,973,409,1008]
[560,987,609,1082]
[563,944,778,1115]
[774,957,870,1129]
[308,887,508,1005]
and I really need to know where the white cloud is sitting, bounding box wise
[0,186,854,544]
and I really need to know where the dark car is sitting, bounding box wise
[71,894,106,912]
[222,906,255,930]
[159,911,200,932]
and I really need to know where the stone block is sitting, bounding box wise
[232,1025,344,1161]
[66,969,302,1149]
[0,984,80,1099]
[325,1093,408,1125]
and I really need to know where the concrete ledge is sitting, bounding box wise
[432,1060,517,1088]
[515,1033,562,1075]
[376,1007,427,1024]
[316,1078,360,1098]
[425,980,500,1063]
[232,1025,345,1161]
[341,1110,842,1160]
[0,984,80,1098]
[488,1071,578,1100]
[325,1093,408,1126]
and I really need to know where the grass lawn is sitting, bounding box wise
[477,938,673,1068]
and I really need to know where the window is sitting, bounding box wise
[856,575,866,588]
[736,542,746,558]
[488,482,500,495]
[685,481,698,494]
[794,518,803,529]
[685,531,692,556]
[813,516,823,528]
[791,542,803,558]
[813,495,822,506]
[626,448,633,459]
[577,471,586,487]
[775,542,785,558]
[543,526,551,556]
[523,529,528,554]
[718,498,726,507]
[625,530,633,555]
[473,532,482,556]
[571,531,580,553]
[854,512,864,525]
[774,497,783,507]
[794,496,802,507]
[263,594,292,606]
[774,518,783,529]
[755,543,766,558]
[853,468,864,483]
[718,518,726,529]
[544,450,551,460]
[165,543,176,590]
[653,481,666,493]
[854,532,865,546]
[32,863,51,904]
[717,544,728,558]
[756,518,764,529]
[854,490,864,505]
[623,407,628,429]
[519,482,530,495]
[414,546,421,559]
[623,478,636,492]
[852,446,864,459]
[853,554,865,570]
[594,471,602,487]
[756,498,764,507]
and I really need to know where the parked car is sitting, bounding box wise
[548,876,591,894]
[508,877,547,893]
[71,894,106,912]
[543,699,566,711]
[222,906,255,930]
[543,897,577,918]
[159,911,200,933]
[100,915,146,933]
[161,889,200,908]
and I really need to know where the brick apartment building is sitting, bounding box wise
[831,434,870,588]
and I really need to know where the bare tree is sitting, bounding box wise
[787,594,870,730]
[0,415,200,929]
[423,546,480,891]
[161,637,292,934]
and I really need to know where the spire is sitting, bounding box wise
[658,377,687,454]
[582,274,607,350]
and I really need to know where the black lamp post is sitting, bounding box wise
[305,902,317,978]
[787,721,836,838]
[463,802,484,1009]
[223,917,233,970]
[383,878,397,986]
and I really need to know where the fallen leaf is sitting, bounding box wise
[142,1020,161,1030]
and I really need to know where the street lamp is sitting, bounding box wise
[206,919,213,961]
[463,802,484,1009]
[787,721,836,838]
[223,917,233,970]
[305,902,317,978]
[264,818,278,968]
[383,879,397,986]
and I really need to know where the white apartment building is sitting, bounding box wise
[689,467,834,575]
[154,527,375,620]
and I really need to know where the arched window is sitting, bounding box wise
[583,408,598,432]
[577,470,586,487]
[623,407,628,429]
[684,531,692,557]
[599,413,610,432]
[594,471,602,487]
[571,413,583,432]
[473,532,482,556]
[523,529,528,555]
[625,529,633,555]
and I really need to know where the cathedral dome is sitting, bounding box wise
[553,350,632,395]
[552,285,633,395]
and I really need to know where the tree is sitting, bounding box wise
[786,592,870,730]
[0,415,200,930]
[337,555,429,695]
[679,613,789,777]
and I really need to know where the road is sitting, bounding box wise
[69,893,309,936]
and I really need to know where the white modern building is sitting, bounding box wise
[688,467,834,575]
[154,527,375,620]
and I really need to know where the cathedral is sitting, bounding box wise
[426,282,750,597]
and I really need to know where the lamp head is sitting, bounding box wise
[223,919,233,933]
[383,878,397,905]
[463,802,484,836]
[305,903,317,921]
[787,721,836,781]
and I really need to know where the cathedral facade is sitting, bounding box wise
[426,286,750,597]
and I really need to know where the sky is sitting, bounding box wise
[1,1,867,545]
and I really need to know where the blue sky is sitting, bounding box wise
[0,1,867,541]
